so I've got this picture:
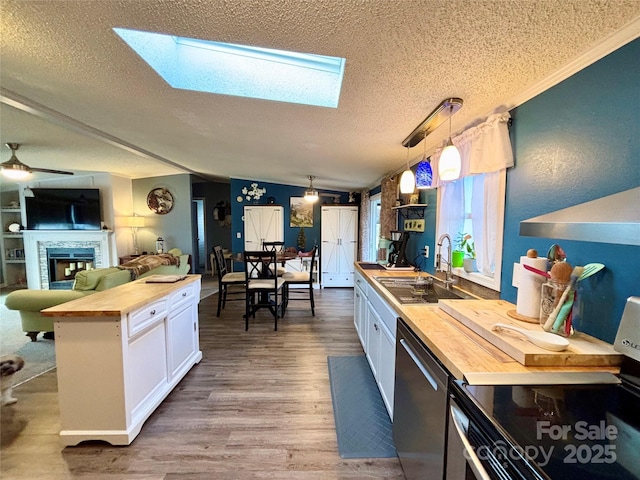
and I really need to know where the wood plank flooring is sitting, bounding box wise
[1,287,405,479]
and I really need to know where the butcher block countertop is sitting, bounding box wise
[355,264,622,381]
[41,275,201,317]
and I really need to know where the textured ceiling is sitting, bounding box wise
[1,0,639,191]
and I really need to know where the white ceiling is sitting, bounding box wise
[1,0,639,191]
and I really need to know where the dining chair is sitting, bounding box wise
[243,250,286,331]
[281,245,318,316]
[213,245,246,317]
[262,241,286,276]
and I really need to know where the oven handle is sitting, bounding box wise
[399,338,438,391]
[450,402,492,480]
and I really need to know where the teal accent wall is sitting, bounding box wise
[502,39,640,342]
[230,178,353,268]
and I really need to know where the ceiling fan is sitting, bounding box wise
[1,143,74,179]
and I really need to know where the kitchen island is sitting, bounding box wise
[42,274,202,446]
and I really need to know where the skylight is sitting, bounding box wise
[113,28,346,108]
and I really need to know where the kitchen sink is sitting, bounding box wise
[373,275,475,305]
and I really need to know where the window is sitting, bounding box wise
[368,193,381,262]
[113,28,346,108]
[436,170,506,291]
[432,112,513,292]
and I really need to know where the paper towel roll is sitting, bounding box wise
[516,256,548,318]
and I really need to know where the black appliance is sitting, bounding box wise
[447,297,640,480]
[388,231,412,268]
[394,318,450,480]
[26,188,102,230]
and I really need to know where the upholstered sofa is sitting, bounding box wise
[4,252,190,341]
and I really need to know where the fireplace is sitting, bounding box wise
[46,247,96,290]
[23,230,114,290]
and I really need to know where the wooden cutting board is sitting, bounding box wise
[438,299,623,367]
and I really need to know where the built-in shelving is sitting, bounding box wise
[0,194,27,287]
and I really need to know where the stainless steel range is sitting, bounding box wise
[447,297,640,480]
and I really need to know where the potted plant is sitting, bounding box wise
[452,232,466,268]
[460,234,477,272]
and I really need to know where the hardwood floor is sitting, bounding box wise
[1,287,405,479]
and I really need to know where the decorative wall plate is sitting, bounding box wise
[147,187,174,215]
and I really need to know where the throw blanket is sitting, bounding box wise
[118,254,180,280]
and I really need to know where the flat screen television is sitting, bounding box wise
[26,188,102,231]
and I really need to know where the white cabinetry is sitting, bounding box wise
[355,271,397,419]
[244,206,284,250]
[354,270,368,346]
[321,206,358,287]
[44,276,202,446]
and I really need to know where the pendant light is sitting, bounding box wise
[399,146,415,194]
[304,175,319,202]
[415,133,433,189]
[438,106,461,181]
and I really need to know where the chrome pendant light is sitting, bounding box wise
[438,106,461,181]
[399,146,415,194]
[304,175,319,202]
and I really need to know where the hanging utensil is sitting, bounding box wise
[578,263,605,281]
[493,323,570,351]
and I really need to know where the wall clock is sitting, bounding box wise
[147,187,174,215]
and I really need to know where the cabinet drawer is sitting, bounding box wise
[169,283,196,313]
[128,299,167,337]
[354,271,369,297]
[323,274,354,287]
[368,288,397,336]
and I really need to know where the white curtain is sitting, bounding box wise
[434,112,512,278]
[431,112,513,186]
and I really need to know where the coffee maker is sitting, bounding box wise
[388,230,412,268]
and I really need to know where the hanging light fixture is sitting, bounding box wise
[399,146,415,194]
[438,105,461,181]
[415,132,433,189]
[304,175,319,202]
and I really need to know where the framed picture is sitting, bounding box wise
[290,197,313,227]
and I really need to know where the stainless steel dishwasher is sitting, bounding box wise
[393,318,450,480]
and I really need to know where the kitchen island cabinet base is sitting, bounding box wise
[46,276,202,446]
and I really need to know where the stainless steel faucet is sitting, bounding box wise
[436,233,454,289]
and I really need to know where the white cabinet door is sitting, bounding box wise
[378,321,396,420]
[167,302,197,380]
[365,305,381,379]
[321,206,358,286]
[244,206,284,250]
[128,321,168,422]
[354,283,367,348]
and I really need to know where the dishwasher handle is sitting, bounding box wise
[399,338,440,391]
[449,402,492,480]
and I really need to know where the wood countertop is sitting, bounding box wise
[41,274,201,317]
[355,264,620,381]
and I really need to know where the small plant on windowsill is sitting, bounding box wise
[459,233,477,272]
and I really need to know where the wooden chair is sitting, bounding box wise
[212,245,246,317]
[243,250,286,331]
[261,241,287,276]
[282,246,318,316]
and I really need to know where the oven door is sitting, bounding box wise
[446,393,547,480]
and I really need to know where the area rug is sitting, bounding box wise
[327,355,397,458]
[0,295,56,386]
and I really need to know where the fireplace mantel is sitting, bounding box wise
[23,230,114,290]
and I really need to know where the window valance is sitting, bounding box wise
[431,112,513,187]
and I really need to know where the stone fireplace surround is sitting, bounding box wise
[23,230,113,290]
